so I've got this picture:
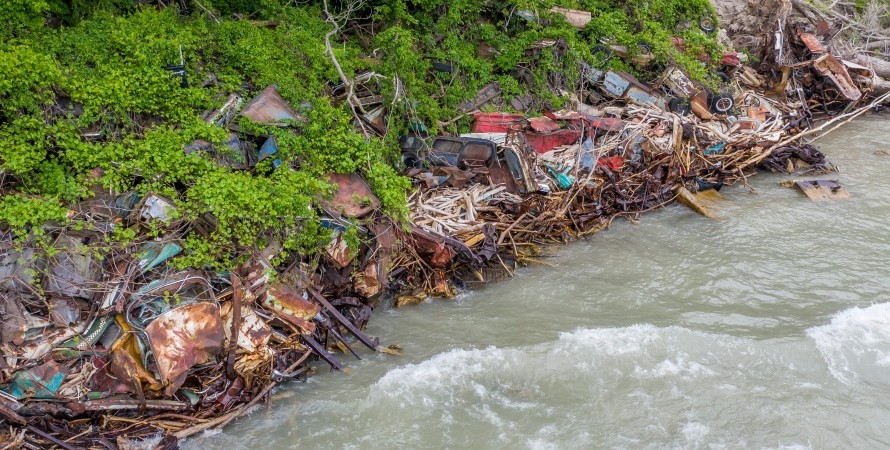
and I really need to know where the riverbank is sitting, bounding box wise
[1,1,888,448]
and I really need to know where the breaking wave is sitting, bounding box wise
[190,310,890,449]
[807,302,890,385]
[366,324,799,448]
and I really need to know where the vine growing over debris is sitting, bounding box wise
[0,0,722,268]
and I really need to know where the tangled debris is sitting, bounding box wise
[1,3,886,449]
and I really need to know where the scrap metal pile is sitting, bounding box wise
[0,205,395,448]
[0,7,883,450]
[0,87,405,449]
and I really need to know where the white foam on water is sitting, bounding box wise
[121,432,166,450]
[680,421,710,444]
[760,444,813,450]
[371,345,515,405]
[364,324,771,449]
[555,323,662,356]
[526,437,559,450]
[199,428,223,438]
[371,324,751,410]
[807,302,890,385]
[190,322,864,449]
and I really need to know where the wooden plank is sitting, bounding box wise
[676,186,722,219]
[792,179,850,201]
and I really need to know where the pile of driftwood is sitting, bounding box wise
[402,98,830,284]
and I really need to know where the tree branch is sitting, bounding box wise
[192,0,221,24]
[322,0,372,139]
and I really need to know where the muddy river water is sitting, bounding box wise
[187,116,890,449]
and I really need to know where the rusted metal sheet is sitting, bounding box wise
[690,92,715,120]
[842,60,874,78]
[109,347,160,396]
[591,117,624,132]
[798,31,826,54]
[263,283,319,334]
[220,302,271,352]
[240,85,302,126]
[813,54,862,101]
[429,243,454,267]
[146,302,225,396]
[842,60,875,90]
[410,226,451,265]
[353,263,381,298]
[106,314,158,395]
[325,173,381,218]
[429,166,475,189]
[472,111,525,133]
[326,231,353,269]
[487,158,520,194]
[360,105,387,136]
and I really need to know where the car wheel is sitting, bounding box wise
[699,16,717,33]
[590,45,612,66]
[669,97,692,116]
[708,93,734,113]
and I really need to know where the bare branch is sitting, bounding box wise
[192,0,221,24]
[322,0,373,139]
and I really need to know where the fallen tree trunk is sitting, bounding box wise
[853,54,890,80]
[872,76,890,96]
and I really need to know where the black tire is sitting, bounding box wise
[668,97,692,116]
[708,93,734,114]
[698,16,717,34]
[590,45,612,66]
[402,151,423,169]
[716,71,730,83]
[637,41,653,53]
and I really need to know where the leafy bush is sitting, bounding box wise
[0,0,721,268]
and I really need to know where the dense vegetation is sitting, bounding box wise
[0,0,720,268]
